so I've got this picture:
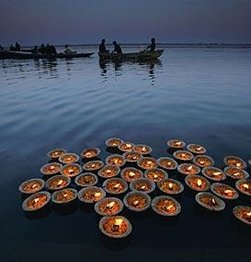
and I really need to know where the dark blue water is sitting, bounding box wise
[0,46,251,261]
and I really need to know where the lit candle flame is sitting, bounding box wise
[167,161,172,166]
[106,169,112,174]
[66,157,72,161]
[181,153,186,158]
[106,201,115,209]
[142,146,147,152]
[224,189,233,195]
[91,164,96,168]
[114,218,123,226]
[129,171,135,178]
[213,171,222,176]
[176,141,181,146]
[187,165,193,171]
[196,146,202,151]
[133,200,139,206]
[132,155,137,160]
[34,197,40,203]
[63,193,68,197]
[94,192,101,197]
[233,172,240,177]
[50,165,55,170]
[68,168,74,174]
[211,198,216,205]
[166,204,174,211]
[168,182,173,189]
[199,160,205,165]
[140,185,146,190]
[85,152,92,157]
[153,174,158,179]
[236,163,241,167]
[31,183,38,189]
[147,161,152,165]
[243,184,249,190]
[113,183,121,189]
[125,143,132,148]
[197,179,202,187]
[246,211,251,217]
[58,179,63,186]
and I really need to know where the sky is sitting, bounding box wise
[0,0,251,46]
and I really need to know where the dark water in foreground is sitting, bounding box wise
[0,46,251,261]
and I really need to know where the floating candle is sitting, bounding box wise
[157,178,184,195]
[235,179,251,196]
[74,173,98,187]
[40,162,62,176]
[105,138,123,147]
[22,191,51,212]
[78,186,106,203]
[173,150,194,161]
[47,149,67,159]
[118,142,135,152]
[151,196,181,216]
[45,175,71,190]
[123,192,151,212]
[105,154,126,167]
[121,167,143,182]
[98,165,120,178]
[59,153,79,164]
[224,167,249,180]
[177,163,201,176]
[134,144,152,155]
[202,167,226,181]
[187,144,206,154]
[185,175,210,191]
[94,197,124,216]
[81,148,101,159]
[60,163,82,177]
[211,183,239,200]
[233,206,251,225]
[52,188,78,204]
[123,151,142,163]
[223,156,247,169]
[19,178,45,194]
[83,160,104,171]
[137,157,158,170]
[195,192,225,211]
[193,155,215,168]
[157,157,178,170]
[167,139,186,149]
[102,178,128,195]
[144,168,168,182]
[129,178,156,194]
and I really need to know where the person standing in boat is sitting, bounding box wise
[112,41,122,54]
[64,45,75,54]
[99,39,109,53]
[147,38,156,52]
[0,44,3,50]
[15,42,21,51]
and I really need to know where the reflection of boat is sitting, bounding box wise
[99,49,164,61]
[0,50,94,60]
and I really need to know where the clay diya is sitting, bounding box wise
[98,165,120,178]
[81,148,101,159]
[123,151,142,163]
[223,156,247,169]
[167,139,186,149]
[118,142,135,152]
[129,178,156,194]
[144,168,168,183]
[151,196,181,216]
[59,153,79,164]
[52,188,78,204]
[193,155,214,168]
[99,216,132,238]
[177,163,201,176]
[235,179,251,197]
[185,175,210,192]
[78,186,106,203]
[224,166,249,180]
[202,167,226,181]
[187,144,206,155]
[22,191,51,212]
[45,175,71,191]
[105,154,126,167]
[105,138,123,147]
[47,148,67,159]
[83,160,104,171]
[210,183,239,200]
[40,162,62,176]
[195,192,225,211]
[173,150,194,161]
[94,197,124,216]
[74,173,98,187]
[137,157,158,170]
[157,178,184,195]
[134,144,152,155]
[233,206,251,226]
[123,191,151,212]
[121,167,143,182]
[102,178,128,195]
[157,157,178,171]
[60,163,82,177]
[19,178,45,194]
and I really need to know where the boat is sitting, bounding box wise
[99,49,164,61]
[0,50,94,60]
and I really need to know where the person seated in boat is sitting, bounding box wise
[112,41,122,54]
[15,42,21,51]
[38,44,46,53]
[49,45,57,55]
[146,38,156,52]
[64,45,75,54]
[31,46,38,54]
[99,39,109,53]
[9,44,16,51]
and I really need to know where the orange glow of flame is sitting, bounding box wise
[153,174,158,179]
[181,153,186,158]
[224,189,233,195]
[213,171,222,176]
[233,172,240,177]
[168,183,173,189]
[147,161,153,165]
[142,146,147,152]
[106,169,112,174]
[246,211,251,217]
[236,162,241,167]
[176,141,181,146]
[85,152,92,156]
[197,179,202,187]
[129,171,135,178]
[68,169,74,174]
[187,165,193,171]
[141,185,146,190]
[113,183,121,189]
[94,192,102,197]
[66,157,72,161]
[199,160,205,165]
[32,184,38,189]
[166,204,174,211]
[133,200,139,206]
[50,165,55,170]
[34,197,40,203]
[125,143,132,148]
[63,193,68,197]
[211,198,216,205]
[106,201,115,209]
[58,179,63,186]
[196,146,202,151]
[114,218,123,226]
[243,184,250,190]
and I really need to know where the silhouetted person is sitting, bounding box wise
[38,44,46,53]
[147,38,156,51]
[50,45,57,55]
[9,44,15,51]
[0,44,3,50]
[15,42,21,51]
[31,45,38,54]
[64,45,75,54]
[99,39,108,53]
[112,41,122,54]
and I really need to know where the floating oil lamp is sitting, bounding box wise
[94,197,124,216]
[105,155,126,167]
[99,215,132,238]
[210,183,239,200]
[157,178,184,195]
[157,157,178,171]
[118,142,135,152]
[78,186,106,203]
[22,191,51,212]
[121,167,143,182]
[223,156,247,170]
[123,151,142,163]
[144,168,168,183]
[173,150,194,162]
[151,196,181,216]
[19,178,45,194]
[59,153,79,164]
[137,157,158,170]
[235,179,251,196]
[102,178,128,195]
[40,162,62,176]
[47,148,67,159]
[52,188,78,204]
[187,144,206,155]
[224,166,249,180]
[123,191,151,212]
[83,160,104,171]
[105,138,123,148]
[98,165,120,178]
[61,163,82,178]
[193,155,215,168]
[233,206,251,226]
[134,144,152,155]
[74,173,98,187]
[195,192,225,211]
[129,178,156,194]
[202,167,226,182]
[81,148,101,159]
[45,175,71,191]
[167,139,186,149]
[177,163,201,176]
[185,175,210,192]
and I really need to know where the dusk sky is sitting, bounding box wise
[0,0,251,46]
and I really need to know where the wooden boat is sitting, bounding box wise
[0,50,94,60]
[99,49,164,61]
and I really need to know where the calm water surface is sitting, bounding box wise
[0,46,251,261]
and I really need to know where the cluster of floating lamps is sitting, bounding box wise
[19,137,251,238]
